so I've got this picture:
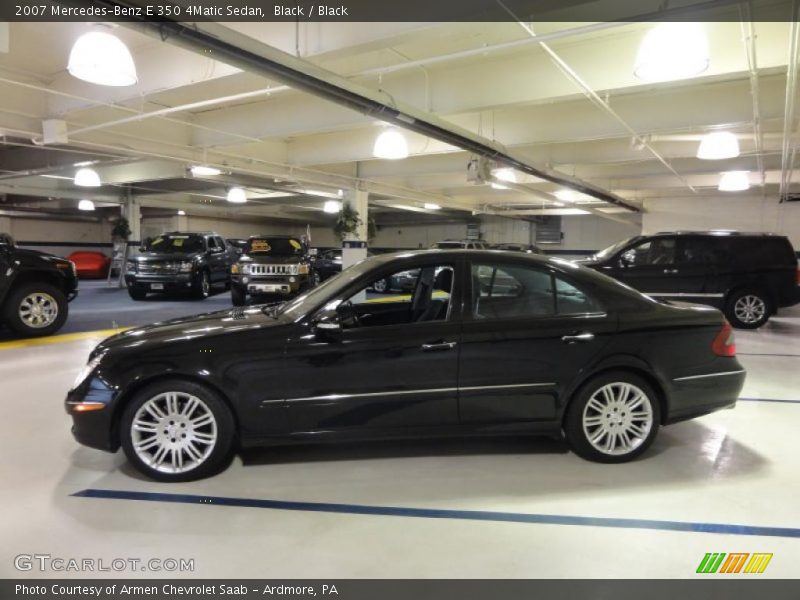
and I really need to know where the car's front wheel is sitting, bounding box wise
[120,380,236,482]
[193,270,211,300]
[564,371,660,463]
[726,289,770,329]
[2,282,68,337]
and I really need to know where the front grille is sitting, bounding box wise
[138,262,179,275]
[250,264,296,275]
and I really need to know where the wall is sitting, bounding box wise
[0,215,112,258]
[642,195,800,248]
[560,215,640,253]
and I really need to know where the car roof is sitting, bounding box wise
[652,230,786,238]
[162,231,218,236]
[248,234,301,239]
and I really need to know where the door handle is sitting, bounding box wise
[421,341,458,352]
[561,332,595,344]
[663,268,678,274]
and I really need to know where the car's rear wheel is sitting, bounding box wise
[120,380,236,482]
[726,289,770,329]
[3,282,68,337]
[564,371,660,463]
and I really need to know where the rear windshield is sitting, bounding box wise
[146,235,205,254]
[247,237,304,256]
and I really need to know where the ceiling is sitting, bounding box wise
[0,18,797,227]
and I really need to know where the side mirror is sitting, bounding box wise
[314,319,342,341]
[619,250,635,267]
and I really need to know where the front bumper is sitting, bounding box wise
[125,273,194,292]
[233,275,304,296]
[65,377,119,452]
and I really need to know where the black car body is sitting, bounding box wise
[433,239,489,249]
[230,235,317,305]
[125,232,237,301]
[492,242,544,254]
[67,250,745,481]
[0,233,78,337]
[583,231,800,328]
[313,248,344,282]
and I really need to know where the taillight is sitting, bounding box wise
[712,322,736,357]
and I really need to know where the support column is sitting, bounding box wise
[341,187,368,269]
[122,194,141,253]
[0,216,11,236]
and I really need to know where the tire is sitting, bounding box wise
[231,285,246,307]
[2,282,68,337]
[725,288,771,329]
[311,270,321,288]
[564,371,661,463]
[371,278,390,293]
[193,270,211,300]
[120,380,236,482]
[128,287,148,301]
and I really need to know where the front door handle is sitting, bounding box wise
[663,268,678,274]
[421,341,458,352]
[561,332,595,344]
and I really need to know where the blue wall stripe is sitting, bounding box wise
[738,397,800,404]
[73,488,800,539]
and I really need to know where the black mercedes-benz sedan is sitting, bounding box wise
[66,250,745,481]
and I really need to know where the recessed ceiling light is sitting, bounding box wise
[697,132,740,160]
[323,200,342,214]
[68,29,138,87]
[491,167,517,190]
[190,165,222,177]
[718,171,750,192]
[423,203,441,210]
[634,23,709,83]
[227,187,247,203]
[74,167,101,187]
[373,128,409,159]
[177,210,186,216]
[78,199,95,211]
[554,189,580,202]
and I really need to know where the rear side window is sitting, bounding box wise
[555,277,602,314]
[732,237,796,267]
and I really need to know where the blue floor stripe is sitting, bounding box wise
[73,488,800,539]
[739,397,800,404]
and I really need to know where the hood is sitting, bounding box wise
[93,305,290,356]
[12,247,72,267]
[133,252,202,262]
[240,254,304,264]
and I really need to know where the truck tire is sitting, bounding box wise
[3,282,68,337]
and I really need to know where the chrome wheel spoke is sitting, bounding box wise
[18,292,58,328]
[582,382,654,457]
[133,419,158,433]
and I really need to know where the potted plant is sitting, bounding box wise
[333,203,363,241]
[111,216,131,243]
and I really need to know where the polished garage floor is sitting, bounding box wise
[0,308,798,579]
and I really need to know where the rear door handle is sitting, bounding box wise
[561,332,595,344]
[421,341,458,352]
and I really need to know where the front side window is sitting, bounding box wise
[621,237,676,266]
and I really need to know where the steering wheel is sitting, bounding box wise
[337,300,362,328]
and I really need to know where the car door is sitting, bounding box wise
[458,259,616,424]
[205,236,226,283]
[609,236,679,297]
[281,257,464,433]
[673,236,720,296]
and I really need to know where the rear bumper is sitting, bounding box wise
[664,367,746,424]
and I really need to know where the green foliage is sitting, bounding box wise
[333,203,362,241]
[111,216,131,240]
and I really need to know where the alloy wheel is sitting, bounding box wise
[734,294,766,324]
[581,382,654,456]
[201,273,210,296]
[130,391,218,474]
[18,292,59,329]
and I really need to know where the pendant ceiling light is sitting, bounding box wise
[718,171,750,192]
[227,187,248,203]
[634,23,709,82]
[373,128,409,160]
[77,199,95,211]
[323,200,342,213]
[68,29,138,87]
[697,132,740,160]
[491,167,517,190]
[74,167,101,187]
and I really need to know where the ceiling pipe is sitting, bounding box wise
[498,0,697,195]
[740,12,766,188]
[779,15,800,201]
[100,6,639,214]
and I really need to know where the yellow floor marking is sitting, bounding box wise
[0,327,129,351]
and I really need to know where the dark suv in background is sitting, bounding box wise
[125,232,237,300]
[0,233,78,337]
[584,231,799,328]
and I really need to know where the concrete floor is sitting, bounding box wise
[0,307,798,579]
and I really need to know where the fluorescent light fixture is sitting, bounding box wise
[177,210,186,216]
[227,187,247,203]
[554,189,580,202]
[373,128,409,159]
[697,132,740,160]
[67,30,138,87]
[423,203,442,210]
[190,165,222,177]
[323,200,342,214]
[74,167,101,187]
[491,167,517,190]
[552,201,565,207]
[634,23,709,82]
[337,189,344,197]
[77,199,95,211]
[718,171,750,192]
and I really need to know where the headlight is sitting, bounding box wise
[241,264,251,275]
[231,263,240,274]
[298,264,309,275]
[71,354,104,390]
[178,261,193,273]
[126,260,137,274]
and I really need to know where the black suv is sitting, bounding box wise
[230,235,318,305]
[584,231,800,328]
[0,233,78,337]
[125,232,237,301]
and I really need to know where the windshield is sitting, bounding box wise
[277,256,380,319]
[247,237,304,256]
[146,235,205,254]
[593,236,639,260]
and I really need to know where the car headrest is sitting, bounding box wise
[434,268,453,291]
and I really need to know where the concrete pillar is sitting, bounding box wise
[341,187,368,269]
[175,213,189,231]
[0,216,11,236]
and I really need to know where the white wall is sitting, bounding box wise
[0,216,113,258]
[642,195,800,248]
[560,215,640,252]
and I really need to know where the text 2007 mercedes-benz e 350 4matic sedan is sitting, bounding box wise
[66,250,745,481]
